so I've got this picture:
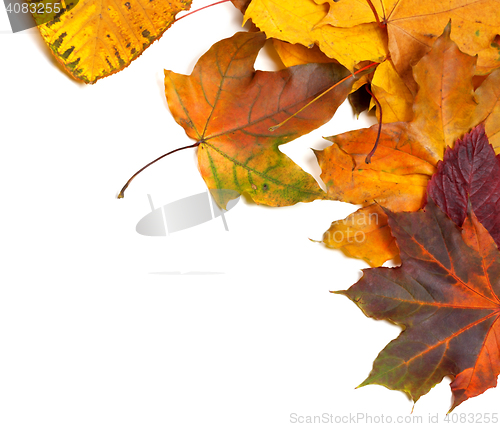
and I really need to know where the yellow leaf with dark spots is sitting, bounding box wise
[35,0,191,83]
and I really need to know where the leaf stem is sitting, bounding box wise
[175,0,232,22]
[364,85,382,164]
[269,62,378,132]
[117,141,201,199]
[366,0,385,28]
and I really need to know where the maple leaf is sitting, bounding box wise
[252,0,500,86]
[242,0,409,123]
[473,68,500,152]
[163,31,366,208]
[410,24,478,161]
[317,123,436,266]
[427,124,500,249]
[316,0,500,89]
[271,40,375,119]
[385,1,500,84]
[243,0,388,72]
[335,198,500,411]
[316,25,500,266]
[369,59,413,123]
[245,0,500,119]
[34,0,191,83]
[270,51,411,124]
[272,39,339,68]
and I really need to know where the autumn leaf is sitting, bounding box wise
[322,204,399,267]
[410,24,478,162]
[242,0,405,121]
[385,1,500,88]
[427,124,500,249]
[348,84,372,118]
[30,0,80,27]
[315,0,500,90]
[473,68,500,152]
[163,31,367,208]
[272,39,338,68]
[270,45,409,123]
[34,0,191,83]
[271,39,373,116]
[243,0,388,72]
[317,124,436,266]
[245,0,500,114]
[335,198,500,411]
[314,0,378,28]
[317,25,500,266]
[271,39,374,114]
[369,59,413,123]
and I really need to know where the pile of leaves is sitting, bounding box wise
[31,0,500,412]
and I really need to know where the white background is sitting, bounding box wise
[1,1,498,426]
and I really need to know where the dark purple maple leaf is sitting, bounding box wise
[427,124,500,247]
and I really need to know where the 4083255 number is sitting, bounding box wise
[5,2,61,14]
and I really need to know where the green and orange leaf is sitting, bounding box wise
[164,31,365,208]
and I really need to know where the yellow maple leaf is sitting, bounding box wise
[244,0,387,72]
[246,0,500,95]
[473,69,500,152]
[272,39,338,68]
[314,0,392,28]
[317,0,500,89]
[272,39,371,95]
[370,59,413,123]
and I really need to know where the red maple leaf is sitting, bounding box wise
[427,124,500,247]
[336,199,500,410]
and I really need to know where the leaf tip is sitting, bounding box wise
[355,379,369,389]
